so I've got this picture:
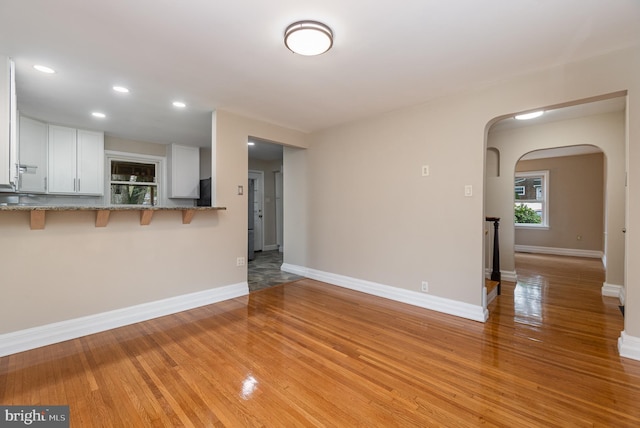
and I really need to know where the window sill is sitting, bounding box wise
[515,224,549,230]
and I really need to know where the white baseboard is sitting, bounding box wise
[484,268,517,283]
[263,244,279,251]
[501,270,517,282]
[618,331,640,361]
[602,282,624,304]
[486,285,498,305]
[515,244,603,259]
[281,263,306,276]
[0,282,249,357]
[282,264,487,322]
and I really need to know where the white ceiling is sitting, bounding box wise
[0,1,638,148]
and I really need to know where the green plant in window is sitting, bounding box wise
[128,185,148,205]
[515,203,541,224]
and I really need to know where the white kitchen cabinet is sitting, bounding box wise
[0,57,17,191]
[168,143,199,198]
[76,129,105,195]
[18,115,48,193]
[48,125,104,195]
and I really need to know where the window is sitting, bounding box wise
[105,152,163,206]
[514,170,548,227]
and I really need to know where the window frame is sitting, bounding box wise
[104,151,166,207]
[514,170,549,229]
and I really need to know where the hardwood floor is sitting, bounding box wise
[1,253,639,426]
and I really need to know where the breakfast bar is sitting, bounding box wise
[0,205,226,229]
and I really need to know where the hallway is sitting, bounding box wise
[507,252,613,322]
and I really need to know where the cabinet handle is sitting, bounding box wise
[44,177,47,191]
[78,178,80,192]
[74,178,76,192]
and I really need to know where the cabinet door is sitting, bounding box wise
[169,144,199,198]
[18,116,48,192]
[0,57,17,190]
[47,125,77,194]
[77,129,104,195]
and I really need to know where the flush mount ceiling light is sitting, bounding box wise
[284,21,333,56]
[91,112,106,118]
[515,110,544,120]
[113,85,129,93]
[172,101,186,108]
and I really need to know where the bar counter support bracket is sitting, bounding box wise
[3,206,226,230]
[30,211,46,230]
[96,210,110,227]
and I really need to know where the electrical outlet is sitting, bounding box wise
[421,281,428,292]
[421,165,430,177]
[464,185,473,197]
[237,257,245,266]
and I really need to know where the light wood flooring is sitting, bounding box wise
[1,253,639,426]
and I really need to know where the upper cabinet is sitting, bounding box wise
[18,116,48,193]
[0,57,17,191]
[77,129,105,195]
[168,143,199,199]
[48,125,104,195]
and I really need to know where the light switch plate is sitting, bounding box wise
[464,185,473,197]
[421,165,430,177]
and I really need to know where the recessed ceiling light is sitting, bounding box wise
[515,111,544,120]
[248,142,255,146]
[92,112,106,118]
[33,64,55,74]
[113,86,129,93]
[284,21,333,56]
[172,101,186,108]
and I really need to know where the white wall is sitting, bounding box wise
[283,146,308,267]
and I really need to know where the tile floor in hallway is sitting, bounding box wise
[248,250,303,292]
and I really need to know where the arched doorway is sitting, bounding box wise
[483,96,626,313]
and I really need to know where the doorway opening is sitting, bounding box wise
[483,95,627,334]
[247,137,302,291]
